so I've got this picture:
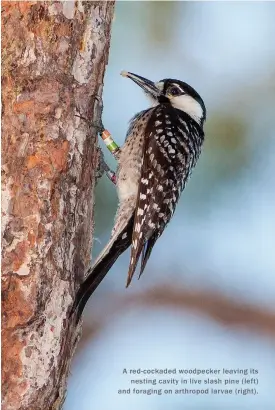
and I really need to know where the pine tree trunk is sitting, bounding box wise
[1,2,115,409]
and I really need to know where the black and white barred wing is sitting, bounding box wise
[126,105,191,286]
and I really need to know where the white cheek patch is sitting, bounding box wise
[171,95,203,124]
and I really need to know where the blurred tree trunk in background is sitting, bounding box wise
[1,2,115,409]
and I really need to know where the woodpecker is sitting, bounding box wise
[72,71,206,322]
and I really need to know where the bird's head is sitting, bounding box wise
[121,71,206,126]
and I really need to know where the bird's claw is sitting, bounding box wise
[96,147,117,185]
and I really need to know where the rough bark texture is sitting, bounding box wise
[1,1,115,409]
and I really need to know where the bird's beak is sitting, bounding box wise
[121,71,161,99]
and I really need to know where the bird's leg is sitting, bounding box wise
[95,118,120,185]
[75,95,121,185]
[93,94,121,160]
[96,146,117,185]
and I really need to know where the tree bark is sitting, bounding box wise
[1,1,115,409]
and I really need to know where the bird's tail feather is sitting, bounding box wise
[72,215,134,323]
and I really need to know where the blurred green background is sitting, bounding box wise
[65,2,275,409]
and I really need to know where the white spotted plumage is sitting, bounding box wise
[127,99,205,285]
[72,74,206,322]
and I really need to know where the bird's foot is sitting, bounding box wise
[96,146,117,185]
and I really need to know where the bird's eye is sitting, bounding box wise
[169,87,180,96]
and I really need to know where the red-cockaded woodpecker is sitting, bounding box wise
[72,71,206,322]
